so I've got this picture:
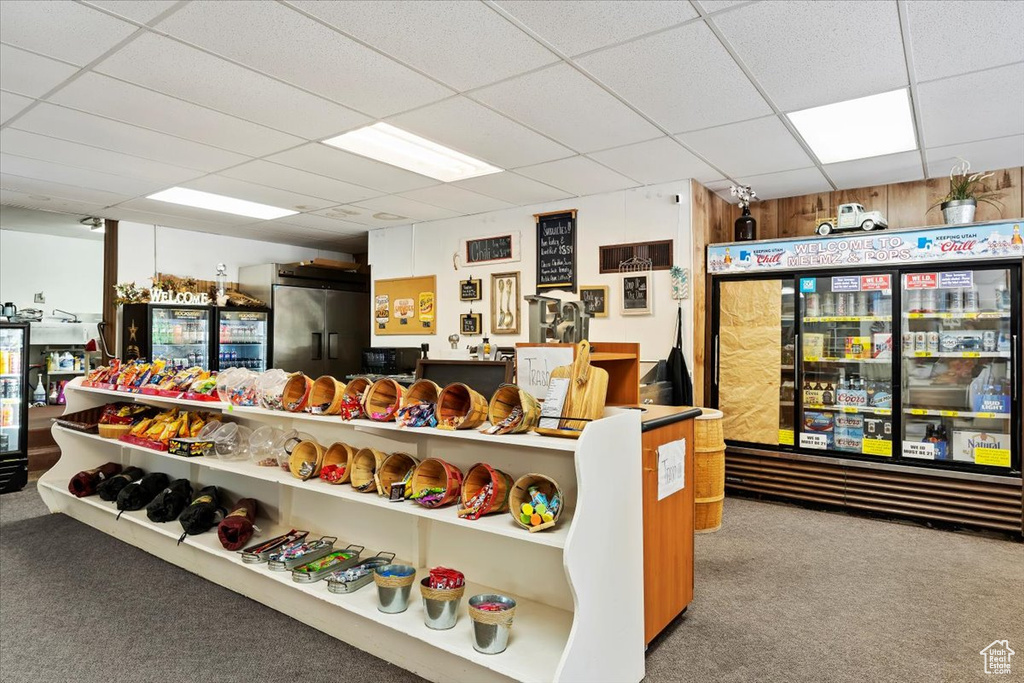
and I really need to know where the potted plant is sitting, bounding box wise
[933,159,1001,225]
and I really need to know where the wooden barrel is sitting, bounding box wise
[694,408,725,533]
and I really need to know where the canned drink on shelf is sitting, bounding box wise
[964,288,980,313]
[915,331,927,352]
[805,293,820,317]
[926,331,939,353]
[922,289,936,313]
[947,290,963,313]
[902,332,913,354]
[836,292,848,316]
[982,330,997,352]
[907,289,921,313]
[855,292,869,316]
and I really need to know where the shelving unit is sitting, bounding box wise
[40,379,646,683]
[803,315,892,323]
[904,351,1010,359]
[805,403,892,416]
[904,408,1010,419]
[803,357,890,364]
[903,311,1010,320]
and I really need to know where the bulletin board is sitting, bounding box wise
[373,275,437,336]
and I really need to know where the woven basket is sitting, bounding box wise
[364,378,405,422]
[695,409,725,533]
[377,452,419,498]
[410,458,463,508]
[402,379,441,408]
[282,373,313,413]
[509,473,563,532]
[459,463,513,519]
[320,442,354,484]
[351,447,387,493]
[309,376,346,415]
[487,384,541,434]
[97,423,133,439]
[289,440,325,480]
[437,383,488,430]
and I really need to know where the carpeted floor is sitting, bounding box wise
[1,485,1021,682]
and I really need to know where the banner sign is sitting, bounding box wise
[708,222,1024,274]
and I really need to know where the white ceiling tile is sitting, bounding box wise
[157,1,453,117]
[309,206,414,229]
[452,172,572,205]
[292,0,558,91]
[734,167,831,200]
[679,116,814,177]
[0,0,137,65]
[101,205,254,233]
[221,160,381,205]
[925,135,1024,178]
[0,190,108,216]
[112,198,263,225]
[180,176,337,213]
[824,151,924,190]
[578,21,770,133]
[0,45,78,97]
[471,64,661,152]
[712,1,908,111]
[267,144,440,194]
[95,33,369,139]
[494,1,697,56]
[265,212,367,233]
[0,91,34,124]
[695,1,752,13]
[386,96,574,169]
[918,63,1024,148]
[10,103,249,172]
[907,0,1024,82]
[85,0,178,24]
[1,172,134,206]
[516,156,638,196]
[1,154,164,197]
[398,185,514,214]
[348,196,459,222]
[50,73,304,157]
[0,129,204,186]
[588,137,721,184]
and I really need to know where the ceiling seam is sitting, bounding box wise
[896,0,930,181]
[915,59,1024,86]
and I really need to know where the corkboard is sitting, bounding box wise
[718,279,782,445]
[373,275,436,336]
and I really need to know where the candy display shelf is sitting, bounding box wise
[40,378,644,683]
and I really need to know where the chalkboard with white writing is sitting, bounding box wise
[466,235,514,264]
[579,286,608,317]
[459,278,481,301]
[536,211,576,292]
[622,274,651,314]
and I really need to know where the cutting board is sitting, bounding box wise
[534,340,608,438]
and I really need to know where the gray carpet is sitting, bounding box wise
[1,485,1021,683]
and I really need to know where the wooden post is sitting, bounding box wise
[101,219,118,361]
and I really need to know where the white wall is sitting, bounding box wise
[368,181,694,370]
[0,229,103,315]
[117,222,355,286]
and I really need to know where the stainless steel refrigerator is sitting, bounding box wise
[238,263,369,378]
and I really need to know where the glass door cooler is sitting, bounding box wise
[121,303,214,369]
[215,307,271,371]
[0,322,29,493]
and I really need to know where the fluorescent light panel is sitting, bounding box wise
[146,187,298,220]
[787,89,917,164]
[323,123,502,182]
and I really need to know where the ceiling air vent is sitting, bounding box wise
[598,240,673,274]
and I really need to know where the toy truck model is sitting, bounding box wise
[815,203,888,236]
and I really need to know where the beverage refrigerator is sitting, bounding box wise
[706,220,1022,531]
[120,303,213,369]
[0,322,29,493]
[215,307,272,371]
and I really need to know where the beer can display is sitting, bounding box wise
[914,332,927,352]
[926,331,939,353]
[805,293,820,317]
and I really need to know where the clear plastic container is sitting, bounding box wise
[257,369,290,411]
[216,367,243,403]
[274,429,314,471]
[213,421,253,461]
[250,424,284,467]
[229,370,259,406]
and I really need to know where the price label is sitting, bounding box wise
[974,447,1010,468]
[962,352,980,358]
[804,356,819,362]
[975,412,996,419]
[862,439,892,457]
[909,409,927,415]
[907,313,924,319]
[778,429,794,446]
[940,410,958,417]
[914,351,930,357]
[875,408,892,415]
[842,406,859,413]
[939,312,953,319]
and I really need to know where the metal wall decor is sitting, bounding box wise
[490,271,521,335]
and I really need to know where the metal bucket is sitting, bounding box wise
[375,564,416,614]
[941,199,976,225]
[420,578,463,630]
[468,594,516,654]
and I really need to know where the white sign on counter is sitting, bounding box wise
[657,438,686,501]
[516,345,574,399]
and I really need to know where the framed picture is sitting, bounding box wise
[460,312,482,336]
[490,271,521,335]
[579,285,609,318]
[621,273,652,315]
[459,277,482,302]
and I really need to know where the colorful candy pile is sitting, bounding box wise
[485,406,523,435]
[370,404,399,421]
[123,408,219,450]
[428,566,464,590]
[376,565,415,578]
[411,486,446,506]
[474,601,512,612]
[319,463,347,483]
[85,359,218,398]
[397,402,437,428]
[459,482,493,518]
[338,394,364,420]
[519,485,560,528]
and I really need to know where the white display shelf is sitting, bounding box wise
[903,408,1010,419]
[804,403,892,416]
[904,351,1010,359]
[36,480,571,683]
[41,378,645,683]
[54,425,571,549]
[903,311,1010,320]
[45,370,85,376]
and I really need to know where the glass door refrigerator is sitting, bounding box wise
[0,322,29,493]
[215,307,271,371]
[120,303,214,369]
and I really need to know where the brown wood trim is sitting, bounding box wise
[101,219,118,361]
[533,209,577,219]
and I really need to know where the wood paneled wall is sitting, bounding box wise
[690,166,1024,406]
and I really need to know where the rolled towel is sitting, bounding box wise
[97,467,144,502]
[217,498,257,551]
[146,479,193,523]
[117,472,170,514]
[178,486,224,542]
[68,462,122,498]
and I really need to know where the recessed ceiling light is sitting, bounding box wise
[787,89,917,164]
[323,123,502,182]
[146,187,298,220]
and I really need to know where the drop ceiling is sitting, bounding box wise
[0,0,1021,253]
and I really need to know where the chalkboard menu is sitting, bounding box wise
[466,234,514,264]
[459,278,481,301]
[536,210,577,292]
[621,274,651,314]
[579,285,608,317]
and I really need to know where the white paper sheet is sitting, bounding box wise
[538,377,570,429]
[657,438,686,501]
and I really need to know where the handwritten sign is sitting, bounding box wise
[461,233,520,267]
[515,345,574,399]
[536,211,576,292]
[657,438,686,500]
[579,285,608,317]
[460,312,481,336]
[459,278,481,301]
[621,273,651,315]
